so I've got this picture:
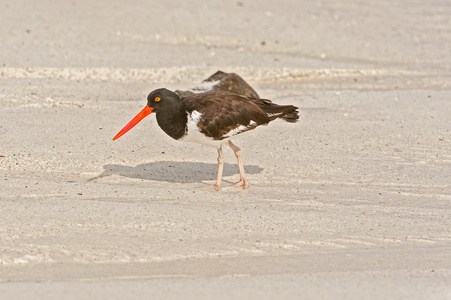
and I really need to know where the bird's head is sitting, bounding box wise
[113,88,180,141]
[145,88,180,113]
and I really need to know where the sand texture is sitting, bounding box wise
[1,0,450,299]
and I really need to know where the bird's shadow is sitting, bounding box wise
[89,161,263,183]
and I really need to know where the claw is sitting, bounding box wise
[199,184,221,191]
[231,179,249,189]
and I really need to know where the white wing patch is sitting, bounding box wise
[190,110,202,123]
[267,112,283,118]
[180,110,259,148]
[222,120,258,138]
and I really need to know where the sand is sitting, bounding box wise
[1,0,450,299]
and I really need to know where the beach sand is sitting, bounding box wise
[1,0,450,299]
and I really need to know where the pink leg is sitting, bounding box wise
[200,147,224,191]
[228,141,249,189]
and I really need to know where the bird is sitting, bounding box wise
[113,88,299,190]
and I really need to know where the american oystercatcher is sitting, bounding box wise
[113,88,299,190]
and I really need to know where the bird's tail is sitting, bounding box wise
[254,99,299,123]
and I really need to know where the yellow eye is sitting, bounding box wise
[155,97,161,102]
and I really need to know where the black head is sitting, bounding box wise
[113,88,183,141]
[146,88,181,113]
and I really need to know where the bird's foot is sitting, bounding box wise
[230,179,249,189]
[198,184,221,191]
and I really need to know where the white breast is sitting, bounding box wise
[179,110,227,148]
[180,110,257,149]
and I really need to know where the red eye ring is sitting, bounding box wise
[155,97,161,102]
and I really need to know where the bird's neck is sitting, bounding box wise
[155,102,188,140]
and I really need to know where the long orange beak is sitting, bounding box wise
[113,106,154,140]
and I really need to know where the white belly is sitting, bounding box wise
[179,111,228,148]
[179,110,256,149]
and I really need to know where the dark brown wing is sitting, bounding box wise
[183,91,298,140]
[250,98,299,123]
